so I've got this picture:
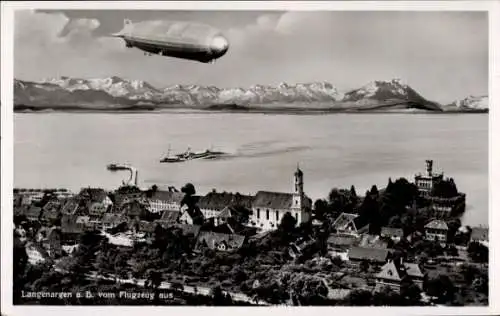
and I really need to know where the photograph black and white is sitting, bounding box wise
[1,0,497,312]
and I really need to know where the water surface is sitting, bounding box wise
[14,112,488,226]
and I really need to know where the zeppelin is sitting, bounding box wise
[111,19,229,63]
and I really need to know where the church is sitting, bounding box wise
[249,166,312,231]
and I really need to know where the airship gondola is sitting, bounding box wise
[111,19,229,63]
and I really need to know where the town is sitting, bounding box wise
[13,160,488,306]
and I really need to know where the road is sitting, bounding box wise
[84,271,270,305]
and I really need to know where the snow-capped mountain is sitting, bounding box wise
[344,79,423,102]
[13,76,485,112]
[450,95,488,110]
[41,76,159,99]
[14,79,133,107]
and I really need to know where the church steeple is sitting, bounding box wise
[294,164,304,196]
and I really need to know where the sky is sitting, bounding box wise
[13,9,488,104]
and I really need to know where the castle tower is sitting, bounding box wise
[426,160,433,176]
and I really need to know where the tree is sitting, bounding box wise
[467,242,488,263]
[278,212,297,236]
[350,185,357,199]
[181,183,196,196]
[400,279,422,305]
[358,192,381,234]
[360,261,370,273]
[151,184,158,192]
[113,252,129,280]
[211,285,232,305]
[446,218,461,243]
[345,289,373,306]
[424,275,456,303]
[145,269,163,304]
[313,199,329,221]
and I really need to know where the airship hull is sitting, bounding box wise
[114,20,229,63]
[124,36,216,63]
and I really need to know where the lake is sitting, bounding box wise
[14,112,489,226]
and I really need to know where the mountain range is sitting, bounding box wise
[13,76,488,113]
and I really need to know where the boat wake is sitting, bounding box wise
[159,141,311,163]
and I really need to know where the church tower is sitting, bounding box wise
[293,165,304,209]
[294,165,304,195]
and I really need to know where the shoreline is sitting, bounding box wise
[13,108,489,115]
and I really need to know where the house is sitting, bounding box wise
[13,194,23,207]
[25,242,52,265]
[327,234,359,261]
[214,206,235,226]
[76,216,99,231]
[289,239,317,259]
[101,213,127,231]
[14,205,29,219]
[25,206,42,222]
[79,187,107,201]
[374,260,425,292]
[20,194,34,206]
[36,227,62,258]
[470,226,488,246]
[61,198,82,215]
[348,246,390,265]
[61,215,85,243]
[147,190,185,214]
[124,200,155,220]
[137,220,158,236]
[195,231,246,252]
[112,190,145,212]
[179,208,204,225]
[157,210,180,227]
[406,230,423,243]
[173,224,201,239]
[380,227,404,242]
[198,192,254,220]
[88,201,111,216]
[424,219,449,243]
[41,201,61,224]
[79,187,113,214]
[331,213,370,236]
[358,234,389,249]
